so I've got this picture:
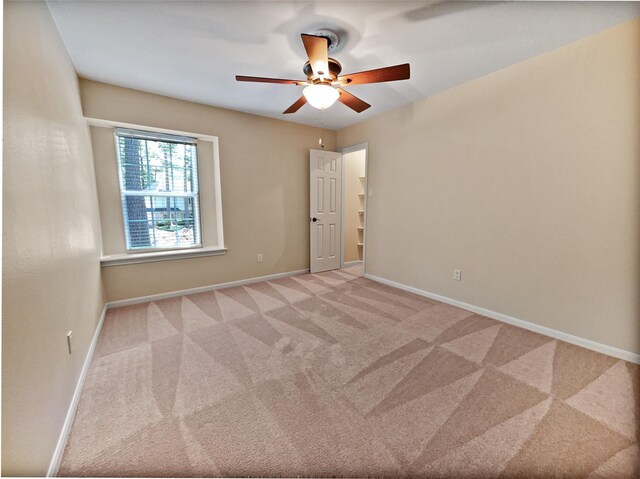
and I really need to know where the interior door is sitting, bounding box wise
[310,149,342,273]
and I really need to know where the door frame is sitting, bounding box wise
[339,142,369,274]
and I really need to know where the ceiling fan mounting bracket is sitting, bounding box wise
[308,29,340,52]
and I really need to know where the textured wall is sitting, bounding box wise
[2,1,105,475]
[337,19,640,355]
[80,80,336,301]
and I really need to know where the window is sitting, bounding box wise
[115,128,201,251]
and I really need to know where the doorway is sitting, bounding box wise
[340,143,368,272]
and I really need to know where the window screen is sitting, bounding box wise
[115,128,201,251]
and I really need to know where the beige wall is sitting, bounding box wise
[2,1,105,475]
[343,149,366,262]
[337,18,640,355]
[81,80,336,301]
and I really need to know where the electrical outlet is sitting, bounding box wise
[453,269,462,281]
[66,330,73,354]
[257,253,263,263]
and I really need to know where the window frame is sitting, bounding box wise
[114,127,203,253]
[88,118,225,267]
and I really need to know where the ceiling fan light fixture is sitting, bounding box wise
[236,33,410,115]
[303,84,339,110]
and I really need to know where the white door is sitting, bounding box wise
[310,149,342,273]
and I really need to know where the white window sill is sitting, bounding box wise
[101,246,227,266]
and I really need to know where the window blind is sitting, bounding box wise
[115,127,197,145]
[115,129,202,251]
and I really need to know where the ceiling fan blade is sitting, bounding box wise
[283,96,307,114]
[337,88,371,113]
[338,63,410,85]
[301,34,329,78]
[236,75,304,85]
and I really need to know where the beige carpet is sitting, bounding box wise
[59,265,639,477]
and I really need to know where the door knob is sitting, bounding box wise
[311,217,318,222]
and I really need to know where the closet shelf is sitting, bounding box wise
[357,174,365,261]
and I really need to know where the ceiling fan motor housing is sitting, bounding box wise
[303,58,342,82]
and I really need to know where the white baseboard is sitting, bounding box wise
[365,273,640,365]
[47,304,108,477]
[106,268,310,309]
[342,260,363,268]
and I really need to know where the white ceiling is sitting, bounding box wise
[47,1,640,130]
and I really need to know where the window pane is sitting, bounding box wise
[118,136,197,194]
[122,195,200,249]
[116,131,200,250]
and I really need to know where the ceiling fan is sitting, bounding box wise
[235,33,410,114]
